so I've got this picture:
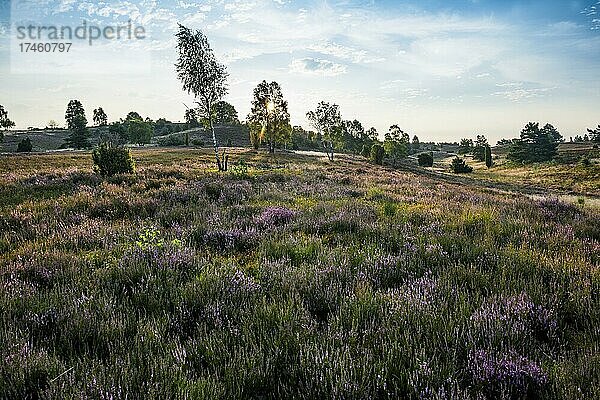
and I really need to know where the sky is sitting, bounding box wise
[0,0,599,143]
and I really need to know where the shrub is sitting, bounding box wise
[157,133,185,147]
[450,156,473,173]
[92,143,136,177]
[360,144,371,158]
[17,137,33,153]
[370,144,384,165]
[191,139,204,147]
[417,152,434,167]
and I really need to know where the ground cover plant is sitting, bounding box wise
[0,148,599,399]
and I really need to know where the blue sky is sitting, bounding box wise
[1,0,599,143]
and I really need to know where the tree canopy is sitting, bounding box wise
[247,80,291,153]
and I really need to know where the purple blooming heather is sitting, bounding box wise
[255,206,298,227]
[203,228,259,251]
[536,197,579,221]
[468,350,548,395]
[471,293,557,341]
[387,272,438,311]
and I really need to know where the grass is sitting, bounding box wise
[1,148,599,399]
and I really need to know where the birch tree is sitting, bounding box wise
[306,101,342,161]
[175,24,228,171]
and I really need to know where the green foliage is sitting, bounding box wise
[0,104,16,131]
[157,133,186,147]
[127,119,153,145]
[213,101,239,125]
[473,135,488,161]
[247,80,291,153]
[458,138,473,154]
[384,125,409,163]
[93,107,108,126]
[417,152,434,167]
[231,159,249,177]
[450,156,473,173]
[508,122,561,163]
[361,144,371,158]
[370,144,384,165]
[587,125,600,142]
[17,137,33,153]
[64,100,90,149]
[92,143,136,177]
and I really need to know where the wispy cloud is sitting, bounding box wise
[289,58,347,77]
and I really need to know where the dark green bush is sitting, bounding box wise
[92,143,136,177]
[360,144,371,158]
[450,156,473,173]
[418,152,434,167]
[370,144,384,165]
[157,133,185,147]
[17,137,33,153]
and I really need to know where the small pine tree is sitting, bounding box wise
[484,144,492,168]
[450,156,473,173]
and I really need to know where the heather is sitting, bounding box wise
[0,149,599,399]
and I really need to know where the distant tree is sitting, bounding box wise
[17,137,33,152]
[247,81,291,153]
[583,134,590,142]
[184,108,198,128]
[450,157,473,173]
[587,125,600,142]
[370,144,385,165]
[175,23,229,171]
[412,135,420,152]
[366,127,379,142]
[127,119,153,146]
[125,111,143,122]
[361,144,371,158]
[484,144,492,168]
[47,120,59,129]
[213,101,239,125]
[64,100,90,149]
[306,101,342,161]
[573,135,583,142]
[0,105,16,134]
[507,122,560,163]
[93,107,108,126]
[458,138,473,154]
[496,138,512,146]
[102,122,128,146]
[290,125,319,150]
[418,152,434,167]
[473,134,488,161]
[384,125,409,164]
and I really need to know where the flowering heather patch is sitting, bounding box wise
[254,206,297,227]
[536,197,581,221]
[471,292,558,344]
[0,149,599,398]
[468,349,548,397]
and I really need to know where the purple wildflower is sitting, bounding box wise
[468,349,548,395]
[255,206,297,227]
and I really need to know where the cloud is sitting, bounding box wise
[307,41,385,64]
[289,58,347,76]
